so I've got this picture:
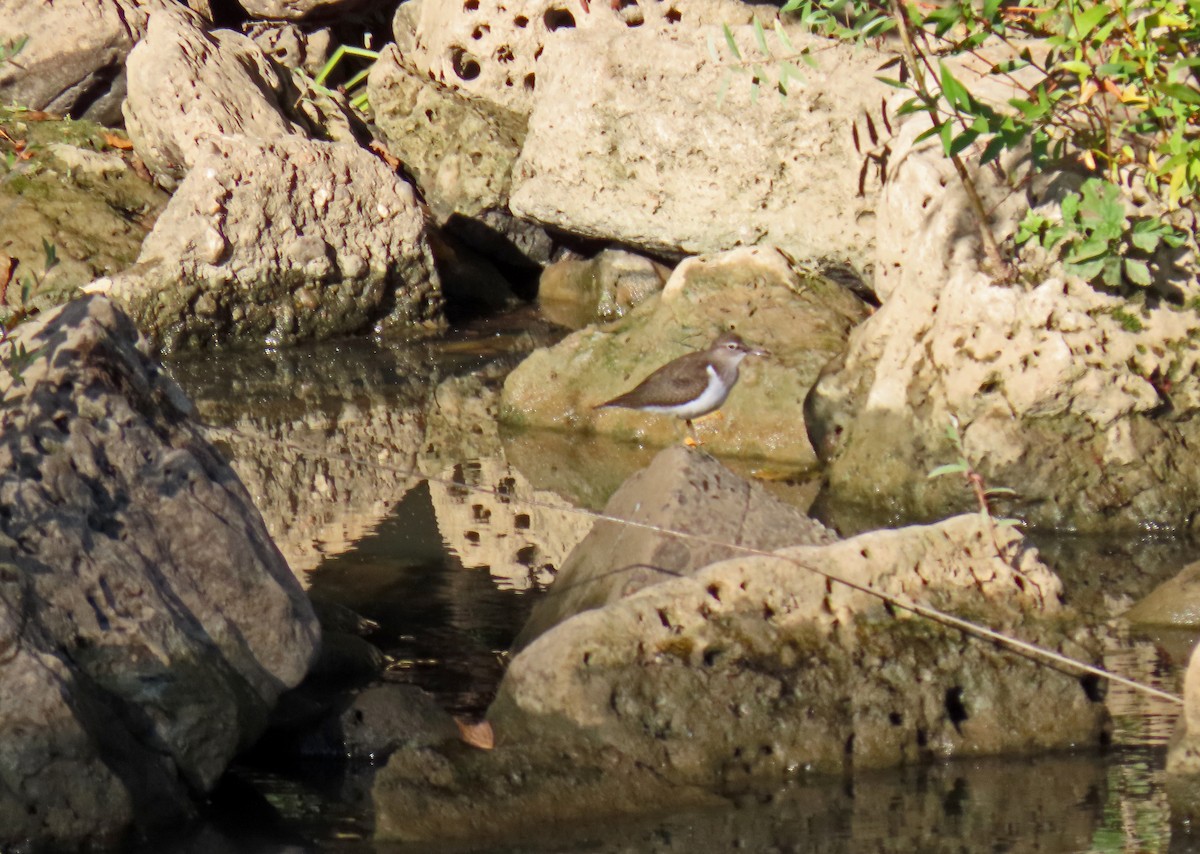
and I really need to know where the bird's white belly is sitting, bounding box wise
[640,365,730,419]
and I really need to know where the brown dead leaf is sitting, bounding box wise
[454,717,495,750]
[22,111,54,122]
[131,155,153,183]
[0,254,14,304]
[103,131,133,151]
[368,140,401,171]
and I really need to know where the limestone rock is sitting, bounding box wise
[89,135,442,351]
[122,10,303,186]
[244,21,334,76]
[493,512,1104,786]
[515,445,836,648]
[0,0,174,125]
[1124,561,1200,627]
[509,26,888,264]
[807,109,1200,532]
[235,0,367,20]
[538,248,670,329]
[122,10,363,191]
[394,0,777,115]
[1168,638,1200,779]
[501,246,869,463]
[0,296,320,848]
[368,44,553,267]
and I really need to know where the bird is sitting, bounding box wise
[594,331,767,444]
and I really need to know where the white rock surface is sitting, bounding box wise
[508,25,889,266]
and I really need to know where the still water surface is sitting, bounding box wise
[164,323,1200,854]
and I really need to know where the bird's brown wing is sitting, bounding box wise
[598,351,711,408]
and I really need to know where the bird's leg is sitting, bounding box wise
[684,419,702,447]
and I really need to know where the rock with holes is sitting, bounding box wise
[493,513,1105,773]
[501,245,869,463]
[392,0,778,115]
[122,8,362,190]
[0,0,176,125]
[368,43,554,267]
[87,134,442,351]
[804,81,1200,533]
[513,445,837,648]
[0,296,320,849]
[507,24,889,265]
[372,503,1108,843]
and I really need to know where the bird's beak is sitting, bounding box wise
[750,346,769,357]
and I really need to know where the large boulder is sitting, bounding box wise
[0,0,174,125]
[122,9,361,190]
[500,246,869,464]
[367,44,553,267]
[372,459,1109,844]
[508,25,890,266]
[0,296,320,848]
[393,0,778,116]
[87,135,443,350]
[806,112,1200,533]
[514,446,836,648]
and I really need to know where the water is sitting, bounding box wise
[163,324,1200,854]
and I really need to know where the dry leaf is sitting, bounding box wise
[368,141,401,171]
[454,717,495,750]
[0,254,14,304]
[103,132,133,150]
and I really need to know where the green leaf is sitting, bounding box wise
[1073,4,1110,39]
[1065,236,1113,263]
[723,24,742,60]
[984,486,1017,496]
[939,61,970,110]
[753,18,769,55]
[1129,226,1163,253]
[948,127,979,157]
[773,19,797,53]
[1124,257,1153,286]
[41,239,58,272]
[928,462,969,479]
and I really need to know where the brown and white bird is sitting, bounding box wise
[595,331,767,444]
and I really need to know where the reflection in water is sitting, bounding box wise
[166,332,1200,854]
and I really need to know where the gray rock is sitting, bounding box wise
[501,246,869,463]
[0,0,173,125]
[0,296,320,848]
[295,684,460,759]
[509,25,888,264]
[89,135,443,351]
[514,445,836,648]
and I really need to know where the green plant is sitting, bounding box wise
[0,240,58,386]
[1016,177,1188,289]
[312,43,379,113]
[720,0,1200,284]
[928,416,1020,553]
[0,36,27,66]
